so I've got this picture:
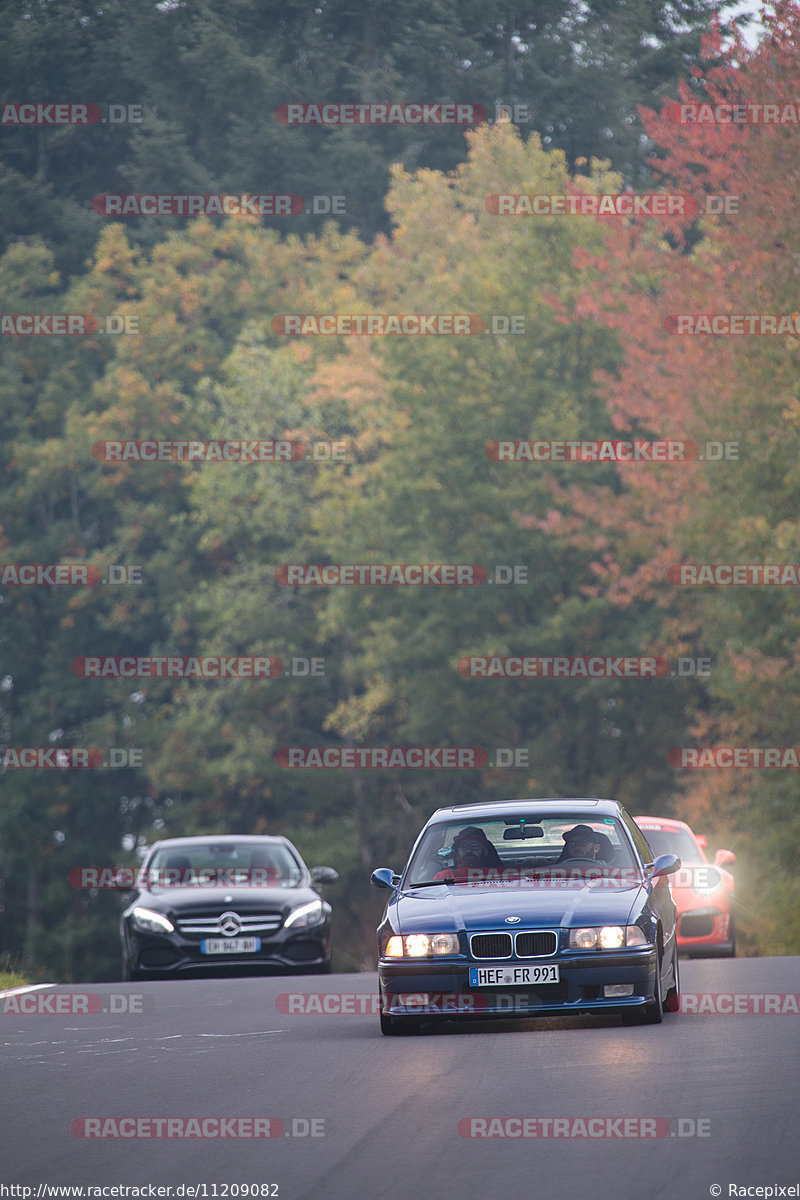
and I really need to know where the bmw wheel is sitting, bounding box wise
[664,946,681,1013]
[623,955,664,1025]
[641,955,664,1024]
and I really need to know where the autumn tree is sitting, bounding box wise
[544,0,800,951]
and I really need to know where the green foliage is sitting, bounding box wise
[0,0,741,275]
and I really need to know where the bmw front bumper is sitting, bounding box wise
[378,947,659,1019]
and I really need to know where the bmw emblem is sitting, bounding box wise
[505,915,521,924]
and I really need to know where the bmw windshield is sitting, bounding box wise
[406,815,639,886]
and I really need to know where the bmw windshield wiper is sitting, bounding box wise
[406,877,456,887]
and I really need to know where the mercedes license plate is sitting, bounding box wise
[200,937,261,954]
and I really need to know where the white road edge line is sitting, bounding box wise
[0,984,56,998]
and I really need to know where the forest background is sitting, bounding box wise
[2,0,799,981]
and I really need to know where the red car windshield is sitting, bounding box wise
[638,829,703,863]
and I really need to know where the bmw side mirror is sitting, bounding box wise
[648,853,681,877]
[371,868,401,890]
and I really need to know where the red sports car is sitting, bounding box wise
[633,816,736,957]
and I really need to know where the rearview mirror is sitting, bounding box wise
[503,826,544,840]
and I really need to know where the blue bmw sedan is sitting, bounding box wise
[371,799,680,1034]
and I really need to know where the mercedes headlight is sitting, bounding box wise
[131,906,174,935]
[284,899,325,929]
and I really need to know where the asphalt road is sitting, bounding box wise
[1,956,798,1200]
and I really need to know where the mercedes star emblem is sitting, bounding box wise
[218,911,242,935]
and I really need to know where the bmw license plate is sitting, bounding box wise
[469,964,560,986]
[200,938,261,954]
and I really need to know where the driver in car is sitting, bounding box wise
[560,824,603,861]
[433,826,503,881]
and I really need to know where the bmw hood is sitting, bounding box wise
[394,878,646,934]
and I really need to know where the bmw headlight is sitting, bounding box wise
[569,925,648,949]
[284,899,324,929]
[131,906,174,935]
[384,933,460,957]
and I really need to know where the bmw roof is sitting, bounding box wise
[426,798,626,824]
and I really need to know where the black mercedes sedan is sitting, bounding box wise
[372,798,680,1033]
[121,835,337,980]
